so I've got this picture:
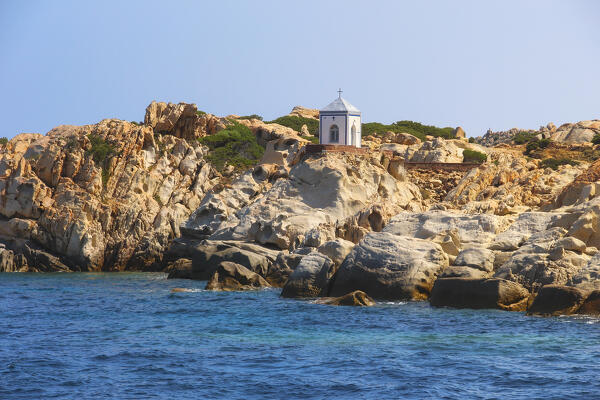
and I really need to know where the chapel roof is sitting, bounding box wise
[320,96,360,113]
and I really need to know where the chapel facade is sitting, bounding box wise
[319,90,362,148]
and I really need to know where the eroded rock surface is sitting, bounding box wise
[205,261,271,291]
[316,290,375,307]
[329,232,449,300]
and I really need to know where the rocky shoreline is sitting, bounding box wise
[1,101,600,317]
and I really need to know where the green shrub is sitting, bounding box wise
[525,141,539,154]
[196,110,207,117]
[362,120,454,141]
[538,138,551,148]
[513,131,539,144]
[0,137,8,146]
[468,137,475,143]
[266,116,319,135]
[463,149,487,163]
[592,133,600,145]
[524,138,551,155]
[198,121,264,172]
[301,135,319,144]
[540,158,579,170]
[86,134,116,188]
[87,134,115,164]
[238,114,263,121]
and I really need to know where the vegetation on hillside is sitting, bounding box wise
[198,121,264,172]
[512,131,539,145]
[86,134,117,187]
[0,137,8,146]
[87,134,116,164]
[301,135,319,144]
[524,138,551,155]
[592,133,600,145]
[238,114,263,121]
[266,116,319,136]
[462,149,487,164]
[361,120,455,141]
[540,158,579,170]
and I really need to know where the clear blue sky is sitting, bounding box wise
[1,0,599,138]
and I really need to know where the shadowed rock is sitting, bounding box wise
[430,278,529,311]
[205,261,271,291]
[316,290,375,307]
[577,290,600,316]
[527,285,586,316]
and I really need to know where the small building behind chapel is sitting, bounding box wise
[319,90,362,148]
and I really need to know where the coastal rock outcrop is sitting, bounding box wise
[409,137,464,163]
[281,251,336,298]
[0,115,219,271]
[430,278,529,311]
[315,290,375,307]
[144,101,226,140]
[550,120,600,144]
[527,285,586,316]
[329,232,449,300]
[165,239,279,282]
[184,153,422,250]
[205,261,271,291]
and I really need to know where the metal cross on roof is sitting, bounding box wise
[338,88,342,98]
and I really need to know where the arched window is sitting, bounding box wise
[351,124,356,146]
[329,124,339,143]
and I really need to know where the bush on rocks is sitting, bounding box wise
[462,149,487,163]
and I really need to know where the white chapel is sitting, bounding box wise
[319,90,362,148]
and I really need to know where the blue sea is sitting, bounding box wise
[1,273,599,399]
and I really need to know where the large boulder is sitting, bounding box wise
[453,127,466,139]
[316,290,375,307]
[144,101,225,139]
[527,285,586,316]
[288,106,319,120]
[409,137,464,163]
[281,251,336,298]
[494,227,590,291]
[441,247,495,279]
[165,239,277,281]
[165,258,193,279]
[205,262,271,291]
[577,290,600,315]
[384,211,507,247]
[329,232,449,300]
[550,120,600,143]
[569,252,600,291]
[317,238,355,266]
[430,278,529,311]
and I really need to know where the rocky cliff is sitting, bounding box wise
[2,101,600,316]
[0,102,224,271]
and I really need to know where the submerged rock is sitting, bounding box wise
[430,278,529,311]
[316,290,375,307]
[205,262,271,291]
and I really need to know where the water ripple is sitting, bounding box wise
[1,272,599,399]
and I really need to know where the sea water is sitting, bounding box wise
[1,273,599,399]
